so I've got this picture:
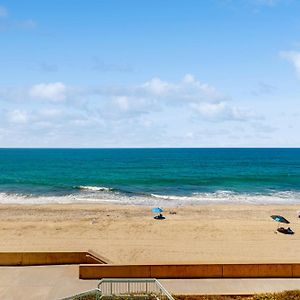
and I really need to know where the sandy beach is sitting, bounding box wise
[0,203,299,264]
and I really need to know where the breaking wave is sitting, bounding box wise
[77,185,114,192]
[0,189,300,206]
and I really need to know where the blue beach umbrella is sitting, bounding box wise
[271,215,290,224]
[151,207,163,213]
[271,215,290,231]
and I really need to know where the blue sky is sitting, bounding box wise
[1,0,300,147]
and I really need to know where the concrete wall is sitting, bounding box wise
[79,263,300,279]
[2,251,299,279]
[0,251,108,266]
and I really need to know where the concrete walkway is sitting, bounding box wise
[0,265,300,299]
[0,266,98,300]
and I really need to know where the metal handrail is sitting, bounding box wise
[153,279,175,300]
[97,278,175,300]
[98,278,162,288]
[60,278,174,300]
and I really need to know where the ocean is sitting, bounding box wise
[0,148,300,205]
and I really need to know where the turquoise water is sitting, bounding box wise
[0,148,300,205]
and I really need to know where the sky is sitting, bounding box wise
[0,0,300,147]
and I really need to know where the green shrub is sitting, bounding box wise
[69,290,300,300]
[252,290,300,300]
[174,290,300,300]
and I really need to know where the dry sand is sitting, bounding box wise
[0,203,299,264]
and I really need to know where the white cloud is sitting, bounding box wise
[141,78,172,95]
[38,108,62,117]
[63,74,245,123]
[114,96,130,111]
[94,74,224,116]
[29,82,67,101]
[0,6,7,18]
[280,51,300,77]
[87,74,224,111]
[7,110,29,124]
[139,74,221,101]
[1,75,250,124]
[0,74,263,147]
[190,102,246,121]
[182,73,195,83]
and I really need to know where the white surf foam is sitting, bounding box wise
[78,185,113,192]
[0,190,300,206]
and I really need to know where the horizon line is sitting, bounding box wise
[0,147,300,150]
